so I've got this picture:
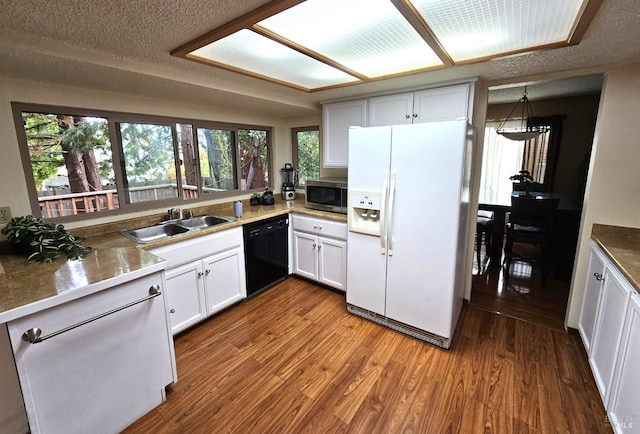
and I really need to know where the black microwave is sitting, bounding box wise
[305,178,348,214]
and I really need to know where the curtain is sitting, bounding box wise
[525,115,564,190]
[479,120,525,205]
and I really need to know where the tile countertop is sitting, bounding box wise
[591,224,640,293]
[0,199,346,323]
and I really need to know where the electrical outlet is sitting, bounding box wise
[0,206,12,224]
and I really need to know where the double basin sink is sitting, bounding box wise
[120,215,235,244]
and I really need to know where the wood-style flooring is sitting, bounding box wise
[124,277,610,434]
[471,243,570,331]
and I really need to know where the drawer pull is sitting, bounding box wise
[22,285,162,344]
[593,272,605,282]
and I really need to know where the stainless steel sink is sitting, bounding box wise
[120,224,190,243]
[179,215,234,229]
[119,215,234,244]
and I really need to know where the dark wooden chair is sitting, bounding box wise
[504,196,560,285]
[476,210,494,272]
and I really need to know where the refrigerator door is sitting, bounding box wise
[384,121,469,338]
[346,126,392,315]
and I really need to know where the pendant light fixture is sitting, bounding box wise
[496,86,549,141]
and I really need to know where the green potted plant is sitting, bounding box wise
[1,215,92,262]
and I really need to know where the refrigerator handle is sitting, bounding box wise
[387,172,397,256]
[380,171,388,255]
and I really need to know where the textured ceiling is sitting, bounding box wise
[1,0,638,117]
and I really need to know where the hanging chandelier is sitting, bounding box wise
[496,86,549,141]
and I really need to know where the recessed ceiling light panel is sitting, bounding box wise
[259,0,443,78]
[191,29,359,90]
[409,0,587,61]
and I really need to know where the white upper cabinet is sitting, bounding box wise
[413,84,470,122]
[322,99,367,168]
[368,83,471,127]
[323,82,474,168]
[368,92,414,126]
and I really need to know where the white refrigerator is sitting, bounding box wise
[346,120,473,349]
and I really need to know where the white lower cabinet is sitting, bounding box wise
[292,214,347,291]
[579,241,640,427]
[589,262,632,405]
[151,227,246,335]
[607,292,640,433]
[202,246,246,314]
[164,261,207,333]
[578,242,608,352]
[7,272,175,434]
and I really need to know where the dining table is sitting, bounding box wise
[478,191,580,281]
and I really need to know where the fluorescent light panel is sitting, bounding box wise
[259,0,443,78]
[409,0,587,61]
[191,29,359,89]
[180,0,592,90]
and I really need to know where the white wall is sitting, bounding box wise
[566,62,640,328]
[0,77,320,229]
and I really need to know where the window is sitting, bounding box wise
[13,103,272,221]
[479,119,552,206]
[117,122,178,204]
[291,126,319,185]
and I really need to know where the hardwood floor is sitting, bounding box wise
[471,243,570,331]
[124,277,610,434]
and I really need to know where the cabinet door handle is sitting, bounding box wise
[313,225,322,230]
[413,113,418,118]
[170,309,176,314]
[593,272,605,281]
[205,269,211,274]
[312,243,317,249]
[405,114,410,119]
[197,271,204,277]
[21,285,162,344]
[318,245,322,250]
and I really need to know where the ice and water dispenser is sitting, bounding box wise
[348,191,383,236]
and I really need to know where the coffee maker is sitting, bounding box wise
[280,163,298,200]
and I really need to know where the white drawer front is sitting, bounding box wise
[292,214,347,240]
[150,227,243,268]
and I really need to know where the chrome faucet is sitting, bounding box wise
[167,208,174,220]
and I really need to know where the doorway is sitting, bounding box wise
[470,75,603,330]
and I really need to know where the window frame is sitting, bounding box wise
[291,125,320,187]
[11,102,273,223]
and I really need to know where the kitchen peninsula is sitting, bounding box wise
[0,198,346,433]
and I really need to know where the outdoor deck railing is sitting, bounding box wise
[38,184,200,218]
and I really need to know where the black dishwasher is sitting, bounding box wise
[243,215,289,297]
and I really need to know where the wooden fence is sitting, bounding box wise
[38,184,200,218]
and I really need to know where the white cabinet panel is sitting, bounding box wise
[8,272,174,434]
[578,242,608,352]
[608,292,640,434]
[165,261,206,334]
[368,92,413,126]
[292,213,348,239]
[589,264,632,405]
[292,214,347,291]
[293,230,318,280]
[318,237,347,291]
[151,227,246,334]
[322,99,367,168]
[368,83,471,127]
[203,246,246,315]
[413,84,470,122]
